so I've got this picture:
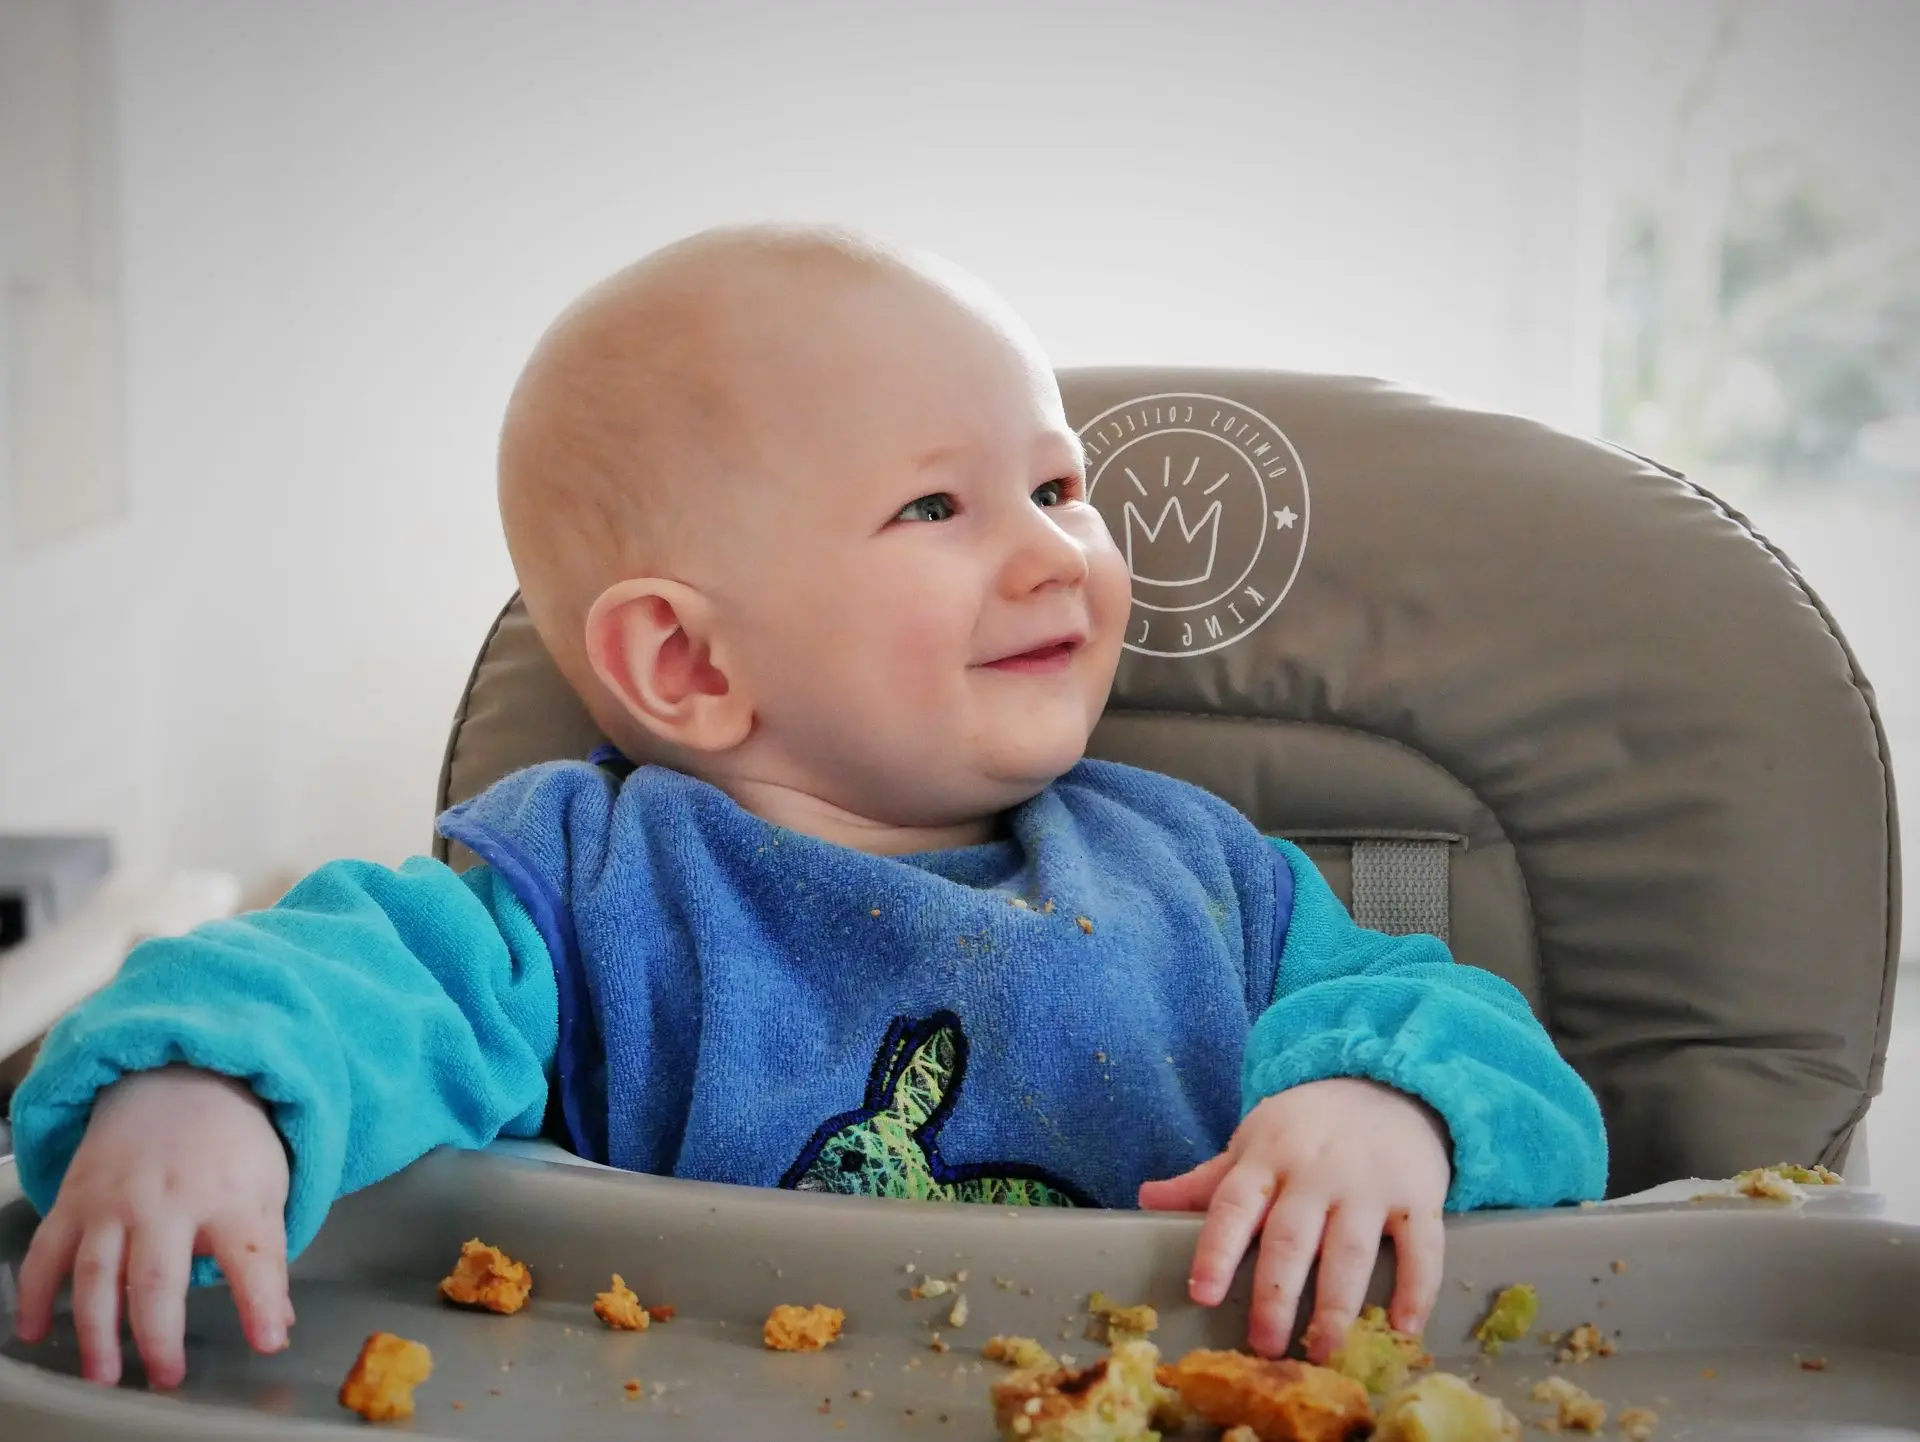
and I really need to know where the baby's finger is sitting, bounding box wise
[1385,1205,1446,1336]
[126,1219,195,1389]
[1246,1191,1328,1358]
[1139,1152,1233,1213]
[1301,1203,1387,1365]
[1186,1163,1280,1307]
[14,1214,79,1345]
[70,1223,128,1385]
[209,1215,290,1357]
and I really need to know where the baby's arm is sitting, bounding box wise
[1241,840,1607,1212]
[8,858,557,1386]
[1144,839,1606,1361]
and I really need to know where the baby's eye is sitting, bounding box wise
[897,493,957,523]
[1032,479,1073,508]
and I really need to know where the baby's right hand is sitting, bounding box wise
[14,1065,294,1388]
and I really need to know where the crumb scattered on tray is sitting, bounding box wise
[1610,1260,1627,1275]
[1759,1163,1843,1186]
[1328,1306,1430,1394]
[438,1238,533,1315]
[1532,1375,1606,1433]
[990,1337,1179,1441]
[647,1303,677,1323]
[1085,1290,1158,1345]
[930,1335,951,1354]
[338,1332,433,1422]
[912,1277,954,1299]
[1729,1167,1801,1202]
[1374,1371,1520,1441]
[1617,1406,1660,1441]
[622,1378,643,1398]
[1472,1284,1538,1355]
[985,1336,1060,1371]
[1555,1323,1616,1363]
[951,1295,970,1328]
[852,1388,874,1401]
[764,1303,845,1352]
[1076,917,1094,934]
[593,1274,651,1331]
[1158,1347,1373,1442]
[1799,1356,1829,1372]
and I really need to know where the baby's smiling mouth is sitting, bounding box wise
[981,635,1084,674]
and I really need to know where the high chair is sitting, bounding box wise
[2,368,1908,1438]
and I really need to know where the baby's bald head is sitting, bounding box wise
[503,227,1008,731]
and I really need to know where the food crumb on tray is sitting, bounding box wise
[1373,1371,1520,1442]
[985,1336,1060,1371]
[764,1303,846,1352]
[1532,1375,1606,1432]
[990,1338,1183,1441]
[1084,1290,1157,1344]
[338,1331,433,1422]
[1471,1284,1538,1356]
[1328,1306,1430,1394]
[1157,1347,1372,1442]
[593,1273,651,1331]
[622,1378,643,1398]
[438,1238,533,1314]
[1555,1322,1615,1363]
[1617,1405,1660,1440]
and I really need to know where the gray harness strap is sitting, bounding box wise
[1349,839,1451,942]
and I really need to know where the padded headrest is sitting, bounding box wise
[435,368,1900,1197]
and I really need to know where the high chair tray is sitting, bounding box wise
[3,1145,1917,1440]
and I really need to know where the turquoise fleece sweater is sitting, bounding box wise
[11,758,1607,1277]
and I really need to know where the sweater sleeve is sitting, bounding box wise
[1243,840,1607,1210]
[7,858,558,1275]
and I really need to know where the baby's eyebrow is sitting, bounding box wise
[1039,430,1087,475]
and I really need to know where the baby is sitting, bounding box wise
[9,225,1607,1390]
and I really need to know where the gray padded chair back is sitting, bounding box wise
[435,368,1901,1197]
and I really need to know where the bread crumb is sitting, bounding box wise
[1555,1323,1615,1363]
[622,1379,643,1398]
[1799,1356,1829,1372]
[1610,1260,1627,1275]
[852,1388,874,1401]
[438,1239,533,1314]
[1075,917,1094,934]
[764,1304,845,1352]
[593,1275,651,1331]
[929,1335,951,1354]
[950,1295,970,1328]
[1532,1375,1606,1432]
[911,1277,953,1299]
[338,1332,433,1422]
[984,1336,1058,1371]
[1618,1406,1660,1441]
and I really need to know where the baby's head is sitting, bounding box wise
[498,226,1129,849]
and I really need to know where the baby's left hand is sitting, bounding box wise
[1138,1078,1450,1362]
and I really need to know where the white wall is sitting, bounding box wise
[1,0,1911,930]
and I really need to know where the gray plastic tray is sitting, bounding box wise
[3,1145,1918,1439]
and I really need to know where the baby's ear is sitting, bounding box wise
[583,578,753,753]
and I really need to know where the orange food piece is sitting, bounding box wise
[439,1238,533,1314]
[764,1303,846,1351]
[338,1332,433,1422]
[647,1303,678,1323]
[1159,1349,1373,1442]
[594,1274,652,1331]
